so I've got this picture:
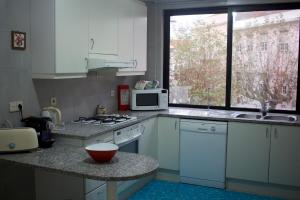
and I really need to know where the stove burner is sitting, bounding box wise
[73,114,136,126]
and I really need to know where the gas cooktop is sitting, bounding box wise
[73,114,137,127]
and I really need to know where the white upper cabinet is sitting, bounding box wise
[116,0,147,76]
[31,0,147,79]
[88,0,118,56]
[31,0,89,79]
[117,0,134,62]
[133,1,148,73]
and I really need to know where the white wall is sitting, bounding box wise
[145,0,300,84]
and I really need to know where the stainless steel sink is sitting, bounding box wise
[263,115,297,122]
[233,113,262,119]
[232,112,297,122]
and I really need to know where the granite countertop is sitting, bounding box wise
[53,108,300,140]
[0,143,159,181]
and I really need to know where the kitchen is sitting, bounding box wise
[1,0,300,200]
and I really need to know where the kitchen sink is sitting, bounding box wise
[233,113,262,119]
[263,115,297,122]
[232,112,297,122]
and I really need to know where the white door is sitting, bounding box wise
[138,118,158,159]
[88,0,118,55]
[158,117,180,170]
[269,125,300,187]
[226,122,271,183]
[55,0,89,73]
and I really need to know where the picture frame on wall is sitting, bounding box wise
[11,31,26,50]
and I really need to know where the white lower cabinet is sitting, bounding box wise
[85,179,106,194]
[35,169,84,200]
[85,184,107,200]
[227,122,300,187]
[269,125,300,187]
[226,122,270,182]
[138,117,158,159]
[157,117,180,171]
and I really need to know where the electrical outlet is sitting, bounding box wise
[9,101,23,112]
[111,90,115,97]
[50,97,57,106]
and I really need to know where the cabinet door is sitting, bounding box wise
[118,0,134,62]
[116,0,147,76]
[269,125,300,187]
[226,122,270,183]
[133,1,147,72]
[55,0,89,73]
[158,117,180,170]
[85,184,106,200]
[35,169,84,200]
[88,0,118,55]
[138,118,158,159]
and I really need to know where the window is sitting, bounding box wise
[164,4,300,113]
[260,42,268,51]
[279,43,289,52]
[231,9,299,111]
[168,13,227,106]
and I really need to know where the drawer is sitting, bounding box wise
[181,120,227,133]
[85,179,105,194]
[84,131,114,146]
[85,184,106,200]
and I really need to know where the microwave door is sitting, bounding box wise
[136,93,159,107]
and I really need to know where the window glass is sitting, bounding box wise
[231,10,300,110]
[169,13,228,106]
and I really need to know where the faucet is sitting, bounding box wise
[207,87,211,111]
[260,101,269,117]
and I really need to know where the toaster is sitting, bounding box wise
[0,128,39,153]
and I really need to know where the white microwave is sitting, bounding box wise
[131,89,168,110]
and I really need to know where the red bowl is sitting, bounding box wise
[85,143,119,162]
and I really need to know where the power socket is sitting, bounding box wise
[50,97,57,106]
[111,90,115,97]
[9,101,23,112]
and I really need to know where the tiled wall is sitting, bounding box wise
[0,0,141,127]
[34,72,140,122]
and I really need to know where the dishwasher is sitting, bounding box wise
[180,119,227,189]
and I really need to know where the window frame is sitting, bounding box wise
[163,3,300,114]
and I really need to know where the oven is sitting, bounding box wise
[113,123,143,154]
[113,123,145,194]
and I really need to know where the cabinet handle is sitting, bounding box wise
[198,128,208,131]
[266,128,269,138]
[135,59,138,68]
[175,120,177,130]
[141,124,146,135]
[274,128,278,139]
[90,38,95,50]
[85,58,88,69]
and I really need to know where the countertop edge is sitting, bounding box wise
[52,109,300,140]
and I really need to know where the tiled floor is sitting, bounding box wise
[129,180,282,200]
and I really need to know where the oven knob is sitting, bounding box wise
[8,143,16,149]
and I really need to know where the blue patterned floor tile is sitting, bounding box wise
[129,180,283,200]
